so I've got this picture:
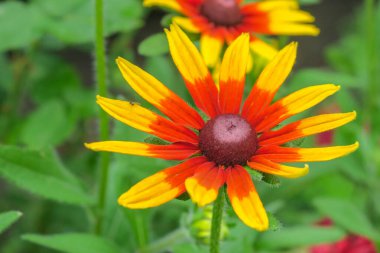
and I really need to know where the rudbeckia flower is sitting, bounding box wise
[143,0,319,66]
[86,24,358,231]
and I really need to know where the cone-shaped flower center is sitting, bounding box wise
[199,114,257,166]
[200,0,242,26]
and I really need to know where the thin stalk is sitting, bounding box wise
[94,0,110,234]
[210,189,225,253]
[136,228,190,253]
[364,0,376,123]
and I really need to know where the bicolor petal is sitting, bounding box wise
[165,24,220,117]
[259,112,357,146]
[226,166,269,231]
[219,33,250,114]
[242,42,297,124]
[248,157,309,178]
[256,142,359,163]
[185,164,226,207]
[118,156,207,208]
[116,57,204,129]
[85,141,199,160]
[96,96,198,144]
[256,84,340,132]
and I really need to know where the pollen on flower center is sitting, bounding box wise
[199,114,258,166]
[200,0,242,26]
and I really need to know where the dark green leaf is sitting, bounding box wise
[0,145,93,205]
[144,136,169,145]
[176,192,190,201]
[0,211,22,234]
[257,226,345,249]
[262,173,281,188]
[138,33,169,57]
[22,233,122,253]
[283,138,305,147]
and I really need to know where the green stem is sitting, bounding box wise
[364,0,376,123]
[210,188,225,253]
[94,0,110,234]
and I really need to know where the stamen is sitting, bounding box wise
[199,114,257,166]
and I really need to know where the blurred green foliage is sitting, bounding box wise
[0,0,379,253]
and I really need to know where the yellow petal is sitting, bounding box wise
[116,57,204,129]
[256,0,299,11]
[259,112,357,145]
[165,23,210,84]
[200,34,223,67]
[185,164,225,207]
[226,166,269,231]
[269,23,320,36]
[256,84,341,132]
[256,142,359,163]
[173,16,200,33]
[219,33,250,113]
[250,38,278,61]
[248,157,309,178]
[143,0,182,13]
[85,141,199,160]
[96,96,198,143]
[243,42,297,122]
[165,24,219,117]
[118,157,207,208]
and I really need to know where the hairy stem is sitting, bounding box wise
[210,189,225,253]
[94,0,110,234]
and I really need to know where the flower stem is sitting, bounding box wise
[210,188,225,253]
[94,0,110,234]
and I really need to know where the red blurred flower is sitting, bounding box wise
[311,218,377,253]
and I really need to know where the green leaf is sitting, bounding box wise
[246,167,263,181]
[0,145,93,205]
[22,233,122,253]
[104,0,143,35]
[283,138,305,148]
[20,100,74,149]
[0,211,22,234]
[298,0,321,5]
[257,226,345,249]
[138,33,169,57]
[144,136,169,145]
[287,68,358,92]
[267,212,282,231]
[0,2,45,51]
[313,198,380,241]
[176,192,190,201]
[262,173,281,188]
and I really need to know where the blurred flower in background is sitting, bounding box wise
[144,0,319,66]
[310,218,377,253]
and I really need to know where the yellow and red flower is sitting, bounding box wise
[143,0,319,66]
[86,24,358,231]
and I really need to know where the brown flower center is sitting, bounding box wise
[200,0,242,26]
[199,114,258,166]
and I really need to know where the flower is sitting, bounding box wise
[143,0,319,66]
[85,24,358,231]
[310,218,377,253]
